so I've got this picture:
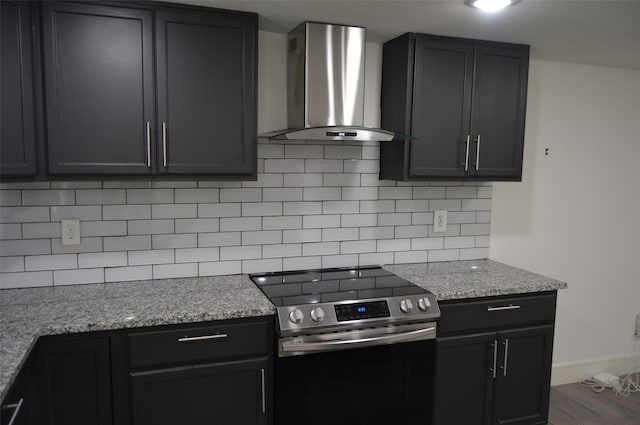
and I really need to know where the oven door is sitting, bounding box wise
[275,327,436,425]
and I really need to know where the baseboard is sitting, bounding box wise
[551,354,640,386]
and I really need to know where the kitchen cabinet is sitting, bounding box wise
[34,335,113,425]
[1,1,38,178]
[0,355,34,425]
[380,33,529,181]
[129,318,273,425]
[434,293,556,425]
[41,1,257,178]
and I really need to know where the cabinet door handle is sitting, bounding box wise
[260,368,266,414]
[177,333,227,342]
[501,338,510,376]
[464,135,471,172]
[487,304,521,312]
[2,398,24,425]
[146,122,152,168]
[490,340,498,379]
[475,134,481,171]
[162,122,167,167]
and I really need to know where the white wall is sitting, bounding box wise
[490,60,640,374]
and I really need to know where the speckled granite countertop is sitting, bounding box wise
[0,274,275,402]
[1,259,567,402]
[384,259,567,301]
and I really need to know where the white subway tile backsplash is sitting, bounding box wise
[198,232,241,247]
[153,263,198,279]
[151,204,197,219]
[54,268,104,285]
[76,189,126,205]
[103,205,150,220]
[52,237,102,254]
[0,224,22,240]
[78,252,127,269]
[128,249,174,266]
[175,218,219,234]
[175,189,219,204]
[153,234,197,249]
[199,260,241,276]
[104,235,151,252]
[128,219,174,235]
[0,256,24,273]
[175,247,219,263]
[0,142,493,288]
[1,271,52,289]
[2,239,51,256]
[127,189,173,204]
[1,207,49,223]
[105,265,152,282]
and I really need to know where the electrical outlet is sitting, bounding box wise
[61,219,80,245]
[433,210,447,233]
[635,312,640,338]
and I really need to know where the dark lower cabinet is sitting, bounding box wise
[35,336,113,425]
[434,293,556,425]
[1,0,38,178]
[1,354,34,425]
[131,359,269,425]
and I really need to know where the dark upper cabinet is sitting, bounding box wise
[42,2,155,175]
[380,33,529,181]
[156,10,256,176]
[39,1,257,178]
[34,336,113,425]
[1,1,38,178]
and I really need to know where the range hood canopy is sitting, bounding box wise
[260,22,396,142]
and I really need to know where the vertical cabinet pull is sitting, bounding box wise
[475,134,481,171]
[260,368,266,414]
[146,122,151,168]
[162,122,167,167]
[464,135,471,171]
[2,398,24,425]
[501,338,510,376]
[490,340,498,379]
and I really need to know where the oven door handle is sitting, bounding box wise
[281,326,436,354]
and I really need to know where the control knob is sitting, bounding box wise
[310,307,325,323]
[418,297,431,311]
[288,308,304,324]
[399,299,413,313]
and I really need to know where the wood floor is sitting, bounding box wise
[548,382,640,425]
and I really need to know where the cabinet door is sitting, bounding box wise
[409,37,473,177]
[493,325,554,425]
[433,332,495,425]
[0,353,34,425]
[156,11,256,176]
[35,336,113,425]
[470,43,529,179]
[131,359,268,425]
[42,2,154,175]
[1,1,37,177]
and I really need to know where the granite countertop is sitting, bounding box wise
[0,274,275,402]
[0,259,567,402]
[384,259,567,300]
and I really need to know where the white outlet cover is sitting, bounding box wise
[433,210,447,233]
[61,219,81,245]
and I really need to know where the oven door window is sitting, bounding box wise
[275,339,435,425]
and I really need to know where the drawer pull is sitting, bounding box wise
[2,398,24,425]
[490,340,498,379]
[260,368,266,414]
[487,304,521,312]
[177,333,227,342]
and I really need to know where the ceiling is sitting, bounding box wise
[162,0,640,69]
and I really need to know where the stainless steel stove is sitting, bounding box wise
[250,265,440,356]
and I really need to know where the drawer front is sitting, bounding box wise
[129,319,270,369]
[438,293,556,335]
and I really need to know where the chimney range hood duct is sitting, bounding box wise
[260,22,395,142]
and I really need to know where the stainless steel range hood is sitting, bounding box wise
[260,22,395,142]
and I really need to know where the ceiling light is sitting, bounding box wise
[466,0,519,12]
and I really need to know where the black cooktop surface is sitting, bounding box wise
[250,266,429,307]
